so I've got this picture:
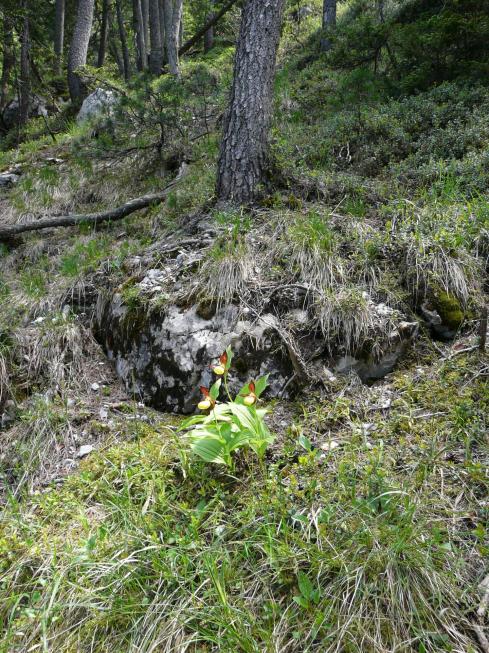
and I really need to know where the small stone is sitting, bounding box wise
[91,383,100,392]
[77,444,94,458]
[321,440,340,452]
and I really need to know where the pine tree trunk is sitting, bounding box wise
[163,0,183,76]
[68,0,95,104]
[115,0,131,80]
[0,13,14,111]
[159,0,166,61]
[321,0,336,52]
[204,1,215,53]
[97,0,110,67]
[149,0,162,74]
[54,0,65,74]
[19,4,31,128]
[133,0,146,70]
[216,0,285,204]
[109,29,124,76]
[142,0,150,59]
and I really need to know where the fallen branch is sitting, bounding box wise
[0,164,188,241]
[179,0,239,57]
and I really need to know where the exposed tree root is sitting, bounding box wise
[0,164,188,242]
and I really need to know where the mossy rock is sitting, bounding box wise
[432,291,464,330]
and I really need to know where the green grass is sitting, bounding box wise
[0,352,486,653]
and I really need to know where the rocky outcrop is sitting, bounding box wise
[1,95,48,131]
[94,280,418,413]
[95,296,292,413]
[77,88,117,124]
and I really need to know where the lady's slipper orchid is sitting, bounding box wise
[212,351,229,376]
[198,386,215,411]
[242,381,257,406]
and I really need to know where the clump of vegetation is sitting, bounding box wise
[181,348,274,468]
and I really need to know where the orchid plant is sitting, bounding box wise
[179,347,274,467]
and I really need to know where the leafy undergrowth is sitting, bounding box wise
[0,351,487,653]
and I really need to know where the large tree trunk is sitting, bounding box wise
[115,0,131,80]
[0,13,14,111]
[204,1,215,53]
[163,0,183,76]
[216,0,285,204]
[97,0,110,66]
[68,0,95,105]
[148,0,163,74]
[54,0,65,74]
[321,0,336,52]
[19,4,31,128]
[132,0,147,70]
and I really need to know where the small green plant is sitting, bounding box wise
[180,348,274,468]
[293,571,321,610]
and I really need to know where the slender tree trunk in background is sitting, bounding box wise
[204,0,215,53]
[133,0,146,70]
[0,13,14,111]
[19,5,31,128]
[116,0,130,79]
[142,0,150,62]
[159,0,166,61]
[163,0,183,76]
[109,30,124,76]
[97,0,110,66]
[54,0,65,74]
[68,0,95,104]
[149,0,163,74]
[216,0,285,204]
[321,0,336,52]
[178,13,183,48]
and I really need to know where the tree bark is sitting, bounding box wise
[163,0,183,76]
[142,0,150,60]
[19,4,31,128]
[109,30,124,77]
[216,0,285,204]
[97,0,110,67]
[68,0,95,105]
[204,0,214,53]
[54,0,65,75]
[321,0,336,52]
[159,0,166,60]
[0,13,14,111]
[178,0,238,58]
[115,0,131,80]
[132,0,147,70]
[149,0,163,74]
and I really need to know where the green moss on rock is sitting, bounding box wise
[433,291,464,329]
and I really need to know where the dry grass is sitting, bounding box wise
[405,238,481,306]
[314,286,401,356]
[197,238,253,307]
[275,211,346,289]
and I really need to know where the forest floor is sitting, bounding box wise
[0,6,488,652]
